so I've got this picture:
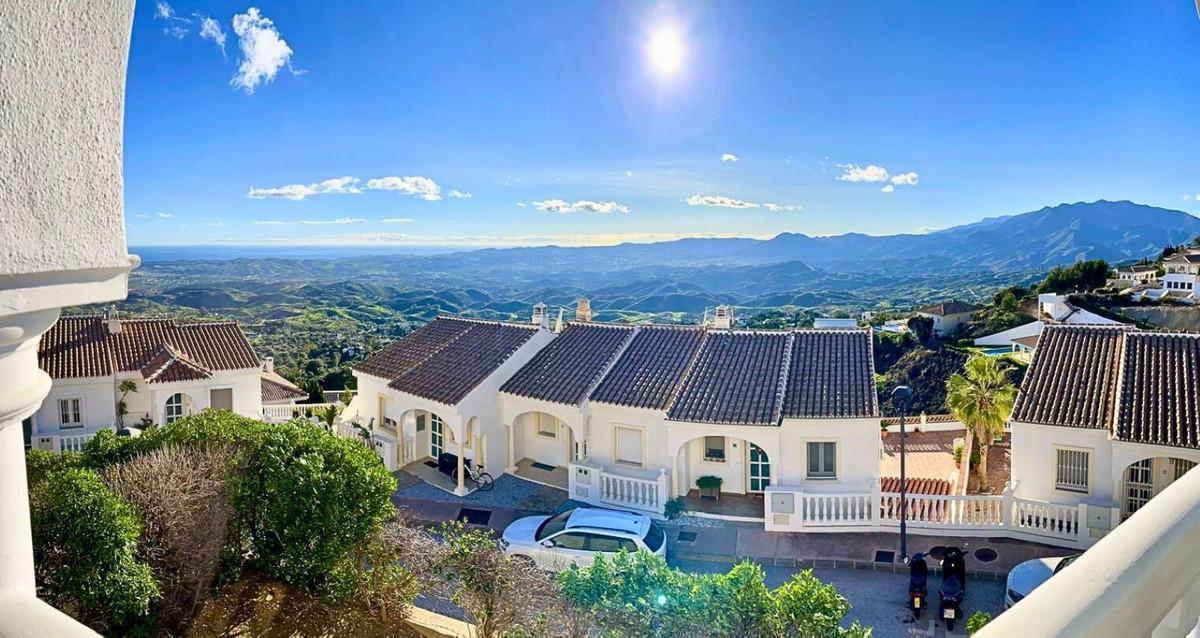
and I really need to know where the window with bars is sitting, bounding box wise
[1174,459,1197,482]
[1055,448,1090,493]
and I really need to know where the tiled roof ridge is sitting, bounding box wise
[662,329,713,415]
[62,313,242,328]
[865,326,881,415]
[1109,329,1132,434]
[771,332,796,425]
[142,343,214,382]
[435,313,540,330]
[576,326,641,407]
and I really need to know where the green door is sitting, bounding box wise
[748,444,770,492]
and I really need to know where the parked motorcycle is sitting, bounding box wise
[908,553,928,618]
[938,546,967,630]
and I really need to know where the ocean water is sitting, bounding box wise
[130,244,471,263]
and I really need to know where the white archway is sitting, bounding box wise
[507,410,578,490]
[1120,456,1198,521]
[671,434,776,499]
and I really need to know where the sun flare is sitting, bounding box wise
[646,24,685,77]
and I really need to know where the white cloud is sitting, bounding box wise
[155,1,174,20]
[156,212,175,219]
[837,164,890,183]
[254,218,366,225]
[763,202,802,212]
[381,217,414,224]
[881,184,895,193]
[721,153,739,162]
[532,199,630,214]
[625,170,633,177]
[364,175,442,201]
[516,202,528,207]
[205,221,225,227]
[230,7,294,94]
[890,171,919,186]
[247,176,361,201]
[448,189,472,199]
[686,194,759,209]
[134,213,148,219]
[214,230,774,247]
[197,15,227,57]
[155,2,190,39]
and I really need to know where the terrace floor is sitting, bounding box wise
[512,457,568,491]
[683,490,765,519]
[400,457,478,496]
[880,430,963,493]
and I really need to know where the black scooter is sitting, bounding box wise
[908,553,928,618]
[938,546,967,631]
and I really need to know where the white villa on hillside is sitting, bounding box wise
[914,300,981,336]
[30,310,276,451]
[1010,325,1200,529]
[974,293,1123,351]
[349,304,882,510]
[1157,248,1200,303]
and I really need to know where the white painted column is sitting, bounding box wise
[506,424,516,473]
[0,309,60,597]
[455,437,467,495]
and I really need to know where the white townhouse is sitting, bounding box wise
[1009,324,1200,538]
[1114,264,1159,283]
[352,303,882,516]
[973,293,1123,349]
[347,307,556,492]
[30,310,268,451]
[1157,248,1200,303]
[914,300,981,336]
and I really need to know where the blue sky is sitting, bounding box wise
[124,1,1200,247]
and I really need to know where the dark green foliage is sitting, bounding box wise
[873,331,917,374]
[80,410,397,597]
[29,466,159,634]
[961,286,1034,339]
[24,448,83,485]
[663,496,687,520]
[966,610,993,635]
[558,551,868,637]
[695,475,723,490]
[1035,259,1110,294]
[877,346,970,416]
[906,315,935,344]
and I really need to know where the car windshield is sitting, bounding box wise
[643,520,665,552]
[535,510,573,542]
[1054,554,1082,574]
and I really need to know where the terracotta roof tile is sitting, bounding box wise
[501,323,634,405]
[1114,333,1200,448]
[387,320,538,405]
[666,331,791,425]
[783,330,877,419]
[353,317,476,380]
[916,300,982,316]
[261,371,309,404]
[1011,325,1129,430]
[880,476,952,496]
[589,326,706,409]
[38,316,259,380]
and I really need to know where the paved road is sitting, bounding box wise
[671,558,1005,638]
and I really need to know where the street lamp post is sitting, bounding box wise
[892,385,913,562]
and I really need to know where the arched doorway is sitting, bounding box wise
[163,392,193,424]
[509,411,574,489]
[1122,457,1198,520]
[672,435,773,519]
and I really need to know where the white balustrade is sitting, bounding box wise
[569,462,668,516]
[1011,496,1082,542]
[800,493,875,527]
[262,403,341,422]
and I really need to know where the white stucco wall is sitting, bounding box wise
[34,378,117,433]
[1011,421,1115,505]
[779,417,881,492]
[1,2,133,278]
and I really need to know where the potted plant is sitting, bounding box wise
[696,475,723,500]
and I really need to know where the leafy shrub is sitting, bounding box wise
[873,331,917,374]
[696,475,723,490]
[966,610,993,635]
[29,467,159,633]
[559,552,868,638]
[663,496,688,520]
[327,521,419,621]
[953,443,964,466]
[25,447,82,485]
[1036,259,1110,294]
[103,446,237,633]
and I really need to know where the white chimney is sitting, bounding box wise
[576,297,593,322]
[554,307,565,333]
[532,302,549,329]
[263,356,275,374]
[104,305,121,334]
[712,305,733,330]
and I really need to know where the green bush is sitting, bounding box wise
[25,448,83,485]
[29,467,159,633]
[966,610,993,635]
[663,496,688,520]
[80,410,397,596]
[696,475,723,490]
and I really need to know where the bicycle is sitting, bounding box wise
[458,460,495,492]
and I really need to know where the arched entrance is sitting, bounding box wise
[1122,457,1198,520]
[672,435,773,519]
[509,411,574,489]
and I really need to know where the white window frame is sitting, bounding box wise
[1054,446,1091,494]
[208,386,234,411]
[613,424,645,468]
[164,392,189,425]
[58,396,83,429]
[806,440,838,480]
[535,413,558,439]
[702,436,727,463]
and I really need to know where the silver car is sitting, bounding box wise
[502,507,667,571]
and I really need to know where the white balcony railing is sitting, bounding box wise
[31,426,118,454]
[262,403,341,422]
[568,462,670,516]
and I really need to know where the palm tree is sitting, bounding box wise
[946,356,1017,490]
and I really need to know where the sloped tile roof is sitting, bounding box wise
[38,316,259,380]
[385,319,538,405]
[880,476,952,496]
[916,300,982,317]
[261,371,309,404]
[783,330,878,419]
[589,326,707,410]
[501,323,634,405]
[1011,325,1128,430]
[354,317,476,380]
[1114,332,1200,448]
[666,332,791,426]
[139,345,214,384]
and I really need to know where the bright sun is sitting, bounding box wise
[646,25,685,77]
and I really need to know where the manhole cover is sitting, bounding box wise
[874,550,896,563]
[677,531,698,543]
[457,508,492,526]
[974,547,998,563]
[927,545,947,561]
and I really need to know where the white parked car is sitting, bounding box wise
[502,506,667,570]
[1005,554,1081,608]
